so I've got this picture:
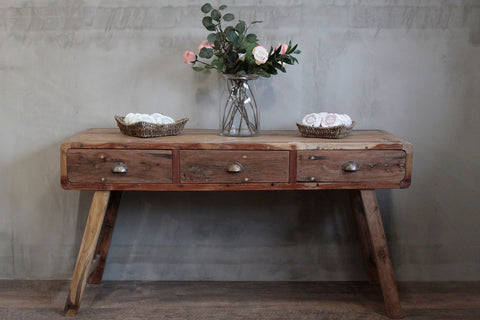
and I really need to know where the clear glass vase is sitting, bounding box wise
[219,74,259,137]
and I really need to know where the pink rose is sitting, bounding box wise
[252,45,269,65]
[276,43,288,55]
[198,40,213,52]
[183,51,196,65]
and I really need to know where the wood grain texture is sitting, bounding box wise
[61,129,413,190]
[67,149,172,185]
[4,281,480,319]
[289,150,297,183]
[87,191,122,284]
[61,129,411,151]
[180,150,289,184]
[359,190,404,319]
[60,129,413,318]
[350,190,379,282]
[297,150,406,183]
[64,191,111,316]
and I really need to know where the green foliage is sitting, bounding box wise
[245,34,257,43]
[211,9,221,21]
[199,47,214,59]
[201,3,213,13]
[223,13,235,21]
[188,3,300,77]
[207,33,218,44]
[235,21,246,34]
[202,16,216,31]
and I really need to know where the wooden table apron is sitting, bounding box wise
[61,129,413,318]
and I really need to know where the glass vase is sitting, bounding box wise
[219,74,259,137]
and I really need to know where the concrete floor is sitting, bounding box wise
[1,281,479,320]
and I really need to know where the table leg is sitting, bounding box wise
[64,191,111,316]
[350,190,379,282]
[353,190,404,319]
[88,191,122,284]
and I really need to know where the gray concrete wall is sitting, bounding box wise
[0,0,479,281]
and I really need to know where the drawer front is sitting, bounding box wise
[67,149,172,184]
[297,150,406,183]
[180,150,289,184]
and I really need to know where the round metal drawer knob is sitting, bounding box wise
[111,162,128,173]
[342,161,360,172]
[227,162,244,173]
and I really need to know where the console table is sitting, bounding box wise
[61,128,412,318]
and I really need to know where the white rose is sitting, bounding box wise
[252,45,269,65]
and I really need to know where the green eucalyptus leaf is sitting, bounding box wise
[219,5,227,10]
[199,47,214,59]
[224,26,235,33]
[203,69,211,74]
[207,33,219,44]
[245,33,257,43]
[223,13,235,21]
[235,21,246,34]
[192,66,204,72]
[226,51,239,63]
[211,9,221,21]
[201,3,213,13]
[294,49,301,54]
[202,16,216,31]
[226,28,239,44]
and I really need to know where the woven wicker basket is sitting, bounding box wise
[115,116,188,138]
[296,121,355,139]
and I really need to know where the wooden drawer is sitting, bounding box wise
[180,150,289,184]
[297,150,406,183]
[67,149,172,184]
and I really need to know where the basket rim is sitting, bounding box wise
[296,120,356,130]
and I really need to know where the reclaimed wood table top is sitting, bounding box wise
[61,128,412,151]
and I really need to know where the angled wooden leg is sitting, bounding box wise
[357,190,403,319]
[350,190,379,282]
[88,191,122,284]
[64,191,111,316]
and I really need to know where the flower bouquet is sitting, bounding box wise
[183,3,300,136]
